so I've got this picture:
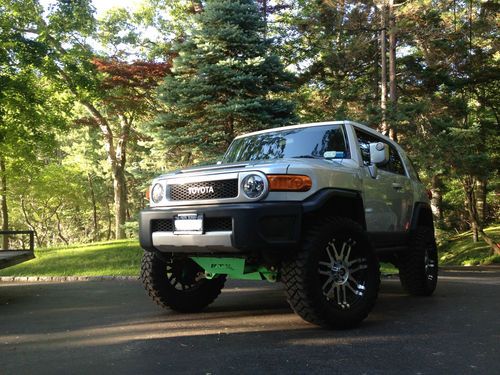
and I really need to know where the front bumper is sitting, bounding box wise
[139,202,302,254]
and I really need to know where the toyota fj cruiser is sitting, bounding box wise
[139,120,438,329]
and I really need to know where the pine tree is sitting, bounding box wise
[156,0,296,162]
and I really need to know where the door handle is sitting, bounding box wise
[392,182,403,190]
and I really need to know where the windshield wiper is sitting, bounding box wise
[290,155,323,159]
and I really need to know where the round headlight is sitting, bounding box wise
[151,183,164,203]
[242,174,265,199]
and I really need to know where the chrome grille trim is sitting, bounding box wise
[168,179,238,201]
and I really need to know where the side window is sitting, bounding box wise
[356,130,381,166]
[386,146,406,175]
[355,129,406,176]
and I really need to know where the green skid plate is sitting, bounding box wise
[190,256,277,282]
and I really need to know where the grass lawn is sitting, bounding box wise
[438,225,500,266]
[0,238,398,277]
[4,225,497,277]
[0,240,143,277]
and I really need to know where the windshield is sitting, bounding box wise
[222,125,349,163]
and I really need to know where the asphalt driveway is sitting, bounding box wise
[1,270,499,375]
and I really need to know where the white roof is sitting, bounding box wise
[235,120,373,137]
[234,121,344,139]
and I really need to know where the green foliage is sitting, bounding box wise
[272,1,381,123]
[133,0,201,59]
[439,225,500,266]
[0,0,498,250]
[156,0,296,161]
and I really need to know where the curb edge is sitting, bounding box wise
[0,276,139,282]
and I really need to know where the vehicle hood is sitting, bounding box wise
[157,159,291,180]
[155,158,356,182]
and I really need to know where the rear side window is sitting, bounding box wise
[355,129,406,176]
[407,157,422,182]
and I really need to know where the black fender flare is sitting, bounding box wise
[410,202,435,235]
[301,188,366,230]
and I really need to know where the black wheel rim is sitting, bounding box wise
[424,247,437,282]
[317,237,369,309]
[165,258,205,291]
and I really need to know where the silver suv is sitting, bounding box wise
[139,120,438,329]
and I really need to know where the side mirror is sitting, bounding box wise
[368,142,389,178]
[369,142,389,165]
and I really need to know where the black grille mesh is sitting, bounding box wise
[169,179,238,201]
[151,217,232,232]
[204,217,232,232]
[152,219,173,232]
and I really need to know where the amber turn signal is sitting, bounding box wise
[267,174,312,192]
[145,188,150,200]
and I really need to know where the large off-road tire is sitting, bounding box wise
[141,252,226,313]
[281,217,380,329]
[398,226,438,296]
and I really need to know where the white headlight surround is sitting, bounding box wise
[151,183,164,203]
[241,174,266,200]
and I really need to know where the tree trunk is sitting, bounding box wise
[431,174,444,226]
[81,102,130,240]
[476,177,487,224]
[88,173,99,241]
[461,177,500,255]
[226,115,235,148]
[20,197,42,248]
[479,228,500,255]
[463,179,479,242]
[373,6,380,101]
[379,3,388,135]
[336,0,346,48]
[55,211,68,245]
[388,0,397,141]
[262,0,268,39]
[106,198,112,241]
[112,164,127,239]
[463,177,499,255]
[0,155,8,250]
[471,217,479,243]
[464,182,500,254]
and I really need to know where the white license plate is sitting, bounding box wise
[174,214,203,234]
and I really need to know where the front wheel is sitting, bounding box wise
[141,252,226,312]
[281,217,380,329]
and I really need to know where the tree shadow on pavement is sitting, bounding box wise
[1,274,499,374]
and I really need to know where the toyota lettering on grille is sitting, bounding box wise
[188,186,215,195]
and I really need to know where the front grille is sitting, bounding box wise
[152,219,173,232]
[169,179,238,201]
[151,217,231,232]
[204,217,232,231]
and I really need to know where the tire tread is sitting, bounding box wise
[141,252,225,312]
[398,226,438,296]
[281,216,380,329]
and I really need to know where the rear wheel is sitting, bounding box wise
[282,217,380,329]
[141,252,226,312]
[398,226,438,296]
